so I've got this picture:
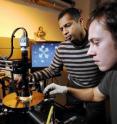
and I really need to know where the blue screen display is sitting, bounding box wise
[31,42,60,68]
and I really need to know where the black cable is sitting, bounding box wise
[7,27,28,60]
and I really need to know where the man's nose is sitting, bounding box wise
[63,29,68,36]
[87,45,95,56]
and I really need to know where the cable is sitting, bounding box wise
[64,116,77,124]
[46,105,54,124]
[7,27,28,60]
[28,111,43,124]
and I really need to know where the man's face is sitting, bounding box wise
[58,14,83,41]
[87,20,117,71]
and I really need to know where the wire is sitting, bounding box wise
[7,27,28,60]
[46,105,54,124]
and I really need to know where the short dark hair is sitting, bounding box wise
[88,2,117,42]
[58,8,81,21]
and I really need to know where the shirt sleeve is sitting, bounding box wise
[98,70,113,96]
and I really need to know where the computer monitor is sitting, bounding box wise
[31,41,60,70]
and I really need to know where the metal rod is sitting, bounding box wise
[0,67,13,71]
[0,60,13,63]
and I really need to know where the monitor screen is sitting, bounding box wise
[31,41,60,69]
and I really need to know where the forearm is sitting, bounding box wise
[43,83,105,102]
[67,87,105,102]
[32,68,57,81]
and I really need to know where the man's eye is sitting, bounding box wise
[65,23,71,28]
[94,42,99,46]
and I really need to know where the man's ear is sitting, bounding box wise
[79,17,84,25]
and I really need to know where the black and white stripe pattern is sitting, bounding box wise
[32,40,103,87]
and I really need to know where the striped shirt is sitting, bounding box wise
[32,40,103,88]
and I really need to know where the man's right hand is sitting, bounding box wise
[43,83,68,95]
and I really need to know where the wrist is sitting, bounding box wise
[29,74,35,82]
[63,86,68,93]
[66,87,71,93]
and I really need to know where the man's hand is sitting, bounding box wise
[43,83,68,95]
[14,74,22,83]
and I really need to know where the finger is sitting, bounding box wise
[17,76,22,84]
[43,87,49,94]
[49,90,57,95]
[43,85,53,94]
[13,74,22,83]
[43,83,56,94]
